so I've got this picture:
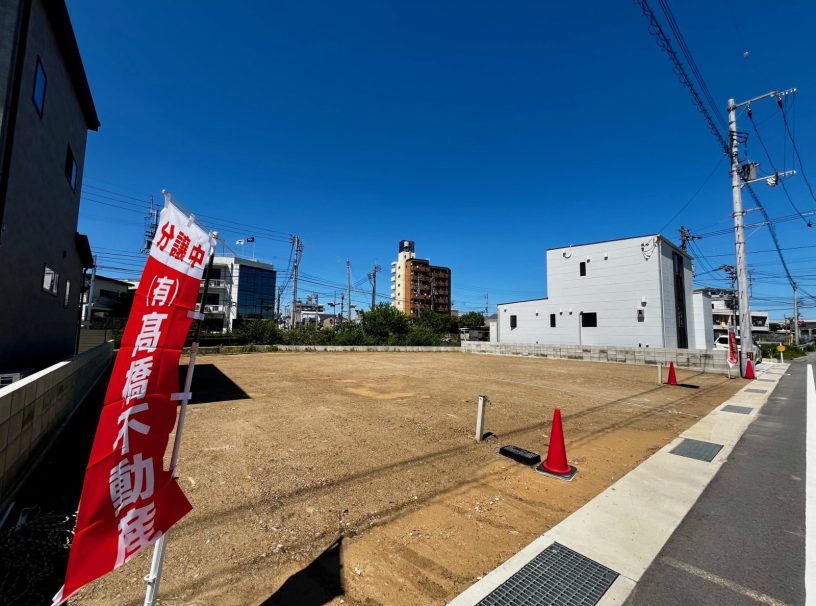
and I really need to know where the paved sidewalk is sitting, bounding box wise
[448,361,801,606]
[625,356,810,606]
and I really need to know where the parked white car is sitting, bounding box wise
[713,335,763,364]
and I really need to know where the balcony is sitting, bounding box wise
[203,304,226,314]
[201,279,228,289]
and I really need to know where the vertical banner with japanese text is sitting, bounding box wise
[53,199,214,605]
[727,325,738,368]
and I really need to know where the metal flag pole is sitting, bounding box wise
[143,233,218,606]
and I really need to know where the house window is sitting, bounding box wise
[579,261,586,276]
[637,309,645,322]
[65,144,78,190]
[32,57,46,117]
[581,312,597,327]
[510,315,517,329]
[550,313,556,327]
[43,265,58,295]
[64,280,71,307]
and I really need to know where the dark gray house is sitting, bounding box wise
[0,0,99,372]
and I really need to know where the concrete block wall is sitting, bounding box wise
[0,341,113,503]
[461,342,729,374]
[191,344,462,354]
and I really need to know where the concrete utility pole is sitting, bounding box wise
[346,259,352,321]
[340,292,345,325]
[290,236,303,328]
[793,284,800,345]
[368,264,382,310]
[276,285,284,322]
[727,88,795,375]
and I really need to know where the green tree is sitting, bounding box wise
[416,309,459,334]
[458,311,486,329]
[360,303,411,342]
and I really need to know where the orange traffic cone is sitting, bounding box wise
[745,359,756,380]
[536,408,577,480]
[667,362,678,385]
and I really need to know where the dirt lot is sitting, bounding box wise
[73,352,745,606]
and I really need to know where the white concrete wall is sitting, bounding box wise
[692,291,714,350]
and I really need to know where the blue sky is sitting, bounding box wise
[68,1,816,318]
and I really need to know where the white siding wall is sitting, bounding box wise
[499,236,668,347]
[692,291,714,349]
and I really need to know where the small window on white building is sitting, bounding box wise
[581,312,597,327]
[579,261,586,277]
[550,313,556,327]
[637,309,645,322]
[43,265,58,295]
[510,315,517,329]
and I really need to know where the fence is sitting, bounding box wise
[460,342,730,373]
[0,342,114,506]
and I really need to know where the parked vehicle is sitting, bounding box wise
[713,335,763,364]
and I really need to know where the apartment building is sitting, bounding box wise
[496,234,705,349]
[695,287,770,341]
[0,0,99,371]
[199,255,276,332]
[389,240,452,317]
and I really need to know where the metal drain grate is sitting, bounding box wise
[721,405,753,415]
[476,542,618,606]
[745,388,767,394]
[670,438,723,462]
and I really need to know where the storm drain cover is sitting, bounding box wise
[721,405,753,415]
[670,438,723,462]
[476,542,618,606]
[745,388,767,393]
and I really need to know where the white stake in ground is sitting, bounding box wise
[475,395,489,442]
[143,240,217,606]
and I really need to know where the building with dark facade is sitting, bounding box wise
[0,0,99,372]
[200,255,277,332]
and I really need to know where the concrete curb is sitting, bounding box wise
[447,362,787,605]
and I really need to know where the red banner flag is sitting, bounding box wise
[727,325,738,368]
[53,198,214,605]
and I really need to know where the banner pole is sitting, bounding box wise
[144,239,217,606]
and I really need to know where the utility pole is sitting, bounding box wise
[340,292,345,325]
[290,236,303,328]
[276,285,284,322]
[368,264,382,310]
[483,293,489,317]
[727,88,795,375]
[346,259,352,322]
[793,284,800,345]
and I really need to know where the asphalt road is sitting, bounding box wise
[626,355,811,606]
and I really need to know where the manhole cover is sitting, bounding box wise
[476,542,618,606]
[670,438,723,462]
[745,388,767,394]
[721,405,753,415]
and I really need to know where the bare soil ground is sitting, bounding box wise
[72,352,745,606]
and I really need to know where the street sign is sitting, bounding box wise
[776,344,786,352]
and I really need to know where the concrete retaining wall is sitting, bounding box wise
[461,342,729,373]
[0,342,114,504]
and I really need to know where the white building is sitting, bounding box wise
[200,255,277,332]
[696,288,770,341]
[496,234,705,349]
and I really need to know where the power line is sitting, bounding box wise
[779,96,816,207]
[745,106,812,226]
